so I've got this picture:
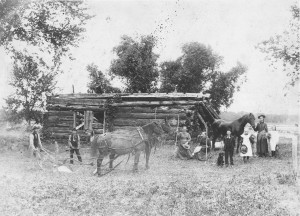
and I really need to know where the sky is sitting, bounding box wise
[0,0,299,115]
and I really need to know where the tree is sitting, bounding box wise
[110,35,159,93]
[0,0,93,123]
[257,4,299,87]
[1,0,93,70]
[159,42,247,112]
[87,63,121,94]
[4,51,55,124]
[208,63,247,112]
[160,42,223,93]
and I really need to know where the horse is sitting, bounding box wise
[90,121,167,176]
[211,113,256,153]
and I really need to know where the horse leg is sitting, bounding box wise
[212,137,216,150]
[133,150,141,172]
[109,153,115,169]
[145,143,151,170]
[96,148,106,176]
[96,157,103,176]
[236,137,240,154]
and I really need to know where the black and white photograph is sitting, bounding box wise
[0,0,299,215]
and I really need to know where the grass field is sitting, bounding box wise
[0,130,299,216]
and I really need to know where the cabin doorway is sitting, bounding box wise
[93,111,105,133]
[73,110,105,133]
[73,111,95,131]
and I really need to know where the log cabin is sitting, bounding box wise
[44,93,219,143]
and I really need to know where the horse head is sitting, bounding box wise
[148,121,165,136]
[160,118,172,134]
[247,113,256,129]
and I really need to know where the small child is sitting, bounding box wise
[240,130,253,163]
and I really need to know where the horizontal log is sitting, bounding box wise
[47,104,106,112]
[48,116,74,122]
[44,122,72,128]
[113,118,165,127]
[115,112,187,119]
[45,127,72,133]
[50,92,209,100]
[48,98,107,106]
[94,129,104,134]
[46,110,74,117]
[111,100,200,107]
[117,107,186,114]
[114,126,137,131]
[92,123,103,129]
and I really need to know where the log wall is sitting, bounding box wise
[44,110,104,143]
[113,107,187,132]
[45,93,213,142]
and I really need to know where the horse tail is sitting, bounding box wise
[90,135,99,158]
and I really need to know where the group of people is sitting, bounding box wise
[29,127,83,165]
[29,113,278,168]
[174,114,278,166]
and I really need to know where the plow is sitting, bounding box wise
[31,145,136,176]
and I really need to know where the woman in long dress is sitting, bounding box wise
[175,126,193,159]
[254,114,269,157]
[240,130,253,163]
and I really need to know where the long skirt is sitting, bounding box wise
[175,144,193,159]
[257,132,268,155]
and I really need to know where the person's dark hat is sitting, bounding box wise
[258,114,266,119]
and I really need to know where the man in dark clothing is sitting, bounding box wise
[29,126,43,158]
[254,114,269,157]
[224,129,235,167]
[68,128,82,164]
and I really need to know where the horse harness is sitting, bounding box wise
[98,127,147,152]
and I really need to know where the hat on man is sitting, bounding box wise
[258,114,266,119]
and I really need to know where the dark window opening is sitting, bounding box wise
[75,111,85,130]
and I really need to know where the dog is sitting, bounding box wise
[217,152,224,166]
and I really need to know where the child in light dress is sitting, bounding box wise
[240,129,253,163]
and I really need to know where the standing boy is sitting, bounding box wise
[224,129,235,167]
[68,128,82,164]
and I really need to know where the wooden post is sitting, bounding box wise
[103,110,106,133]
[196,112,208,161]
[292,135,298,172]
[84,111,87,130]
[73,112,76,128]
[84,111,93,130]
[298,134,300,185]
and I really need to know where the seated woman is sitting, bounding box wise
[175,126,193,159]
[192,131,211,159]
